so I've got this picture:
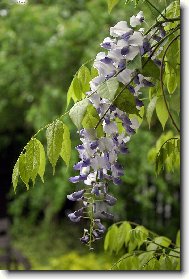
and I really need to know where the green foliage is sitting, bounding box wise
[148,131,180,174]
[107,0,121,13]
[82,105,104,137]
[97,77,119,101]
[146,96,158,128]
[67,76,83,106]
[127,54,142,71]
[176,230,180,247]
[104,221,180,270]
[12,119,72,190]
[25,138,41,185]
[166,64,177,95]
[156,96,169,130]
[67,65,91,107]
[8,0,180,259]
[38,141,46,183]
[60,124,71,167]
[45,252,112,270]
[114,90,139,115]
[142,58,160,80]
[69,99,89,129]
[125,0,140,7]
[46,120,64,174]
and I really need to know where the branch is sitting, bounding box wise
[94,24,180,130]
[160,34,180,133]
[145,17,180,36]
[145,0,168,21]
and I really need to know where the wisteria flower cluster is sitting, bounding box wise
[67,11,166,249]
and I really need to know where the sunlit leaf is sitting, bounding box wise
[25,138,40,185]
[146,96,158,128]
[97,77,119,101]
[156,96,169,129]
[19,153,29,190]
[38,140,46,183]
[78,65,91,93]
[69,98,89,129]
[107,0,120,13]
[60,124,71,167]
[46,120,64,174]
[12,160,19,192]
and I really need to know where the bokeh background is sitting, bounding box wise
[0,0,180,270]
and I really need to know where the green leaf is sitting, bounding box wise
[156,96,169,129]
[67,76,83,107]
[127,54,142,71]
[46,120,64,174]
[19,153,29,190]
[12,160,19,192]
[25,138,40,185]
[104,225,118,254]
[38,140,46,183]
[159,255,174,270]
[124,222,132,246]
[107,0,120,13]
[114,89,140,115]
[128,238,137,252]
[77,65,91,93]
[60,124,71,167]
[154,236,171,248]
[147,242,158,251]
[118,255,139,270]
[116,223,129,253]
[97,77,119,101]
[142,58,160,80]
[91,67,98,79]
[146,96,158,128]
[167,71,177,94]
[135,225,148,248]
[176,230,180,247]
[104,229,110,251]
[138,252,154,268]
[69,99,89,129]
[82,105,103,137]
[143,257,159,270]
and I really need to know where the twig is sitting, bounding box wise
[145,0,168,21]
[160,34,180,133]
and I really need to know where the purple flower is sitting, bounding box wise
[68,213,82,222]
[90,141,98,150]
[113,177,122,185]
[67,13,160,248]
[80,235,89,244]
[104,194,117,206]
[128,85,135,94]
[142,79,154,87]
[94,219,106,232]
[101,211,114,219]
[67,189,85,201]
[121,46,129,55]
[136,98,144,107]
[69,174,88,183]
[100,56,113,64]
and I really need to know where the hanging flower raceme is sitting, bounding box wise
[67,11,167,249]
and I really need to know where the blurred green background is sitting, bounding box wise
[0,0,179,270]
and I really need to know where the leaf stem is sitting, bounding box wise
[160,34,180,133]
